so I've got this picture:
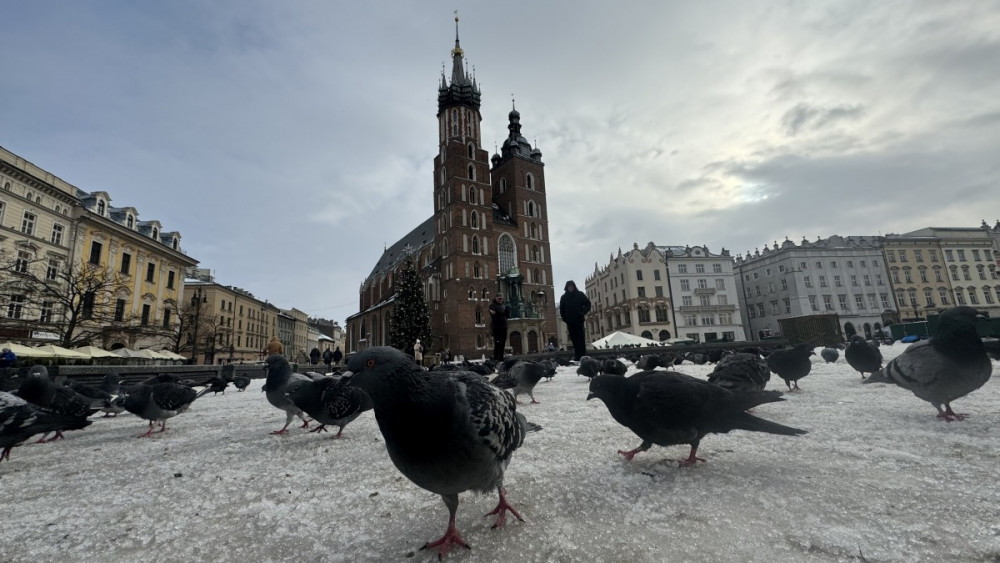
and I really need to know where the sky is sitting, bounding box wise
[3,1,999,325]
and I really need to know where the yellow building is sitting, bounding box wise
[183,269,279,364]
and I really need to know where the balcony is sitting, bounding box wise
[678,304,737,313]
[693,288,716,295]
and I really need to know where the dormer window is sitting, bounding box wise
[97,200,105,215]
[126,215,134,229]
[172,238,178,250]
[152,228,158,240]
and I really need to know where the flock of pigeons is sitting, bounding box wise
[0,305,994,558]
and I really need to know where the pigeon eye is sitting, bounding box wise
[366,359,376,368]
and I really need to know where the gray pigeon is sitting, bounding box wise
[16,366,100,442]
[491,361,547,404]
[69,372,124,417]
[845,335,882,379]
[865,306,992,421]
[285,376,372,438]
[233,374,252,391]
[707,353,771,392]
[1,391,92,462]
[601,358,628,376]
[262,354,311,434]
[765,344,815,391]
[577,356,601,379]
[343,346,540,558]
[588,371,806,466]
[636,355,661,370]
[114,381,204,437]
[820,347,839,363]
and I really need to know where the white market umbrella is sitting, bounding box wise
[590,331,660,349]
[34,344,89,359]
[73,346,121,359]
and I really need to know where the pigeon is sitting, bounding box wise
[491,361,547,404]
[636,355,661,371]
[765,344,815,391]
[820,347,840,363]
[342,346,540,558]
[844,335,882,379]
[707,353,771,392]
[540,360,558,382]
[576,356,601,378]
[706,349,727,364]
[587,371,806,466]
[685,352,708,365]
[69,372,124,417]
[16,366,100,442]
[200,376,230,395]
[601,358,628,376]
[1,391,92,462]
[262,354,311,434]
[114,381,207,437]
[865,306,992,421]
[285,376,372,438]
[233,374,252,391]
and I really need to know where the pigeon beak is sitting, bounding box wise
[586,392,596,401]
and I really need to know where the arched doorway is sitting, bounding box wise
[844,322,856,339]
[641,330,653,339]
[658,329,671,341]
[527,330,539,354]
[510,331,523,355]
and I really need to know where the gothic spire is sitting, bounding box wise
[437,13,481,113]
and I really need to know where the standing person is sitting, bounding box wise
[488,293,510,362]
[332,346,343,366]
[413,339,424,364]
[322,347,334,369]
[265,336,284,356]
[309,347,321,365]
[0,347,16,368]
[559,280,592,361]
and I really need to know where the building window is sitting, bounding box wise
[82,292,96,319]
[717,278,727,290]
[6,295,25,319]
[655,305,668,322]
[939,289,950,305]
[146,263,156,283]
[141,304,151,325]
[167,270,175,289]
[653,270,661,281]
[682,296,693,306]
[680,279,690,291]
[957,250,967,261]
[89,241,102,265]
[526,173,534,190]
[804,276,812,288]
[783,298,791,313]
[834,275,843,287]
[114,299,126,322]
[695,264,705,274]
[120,253,132,275]
[699,295,711,306]
[636,270,643,281]
[809,295,818,311]
[856,295,866,309]
[498,234,516,274]
[21,212,36,235]
[638,307,650,323]
[850,275,859,286]
[39,301,54,323]
[163,308,172,328]
[46,259,59,281]
[819,276,827,287]
[50,223,65,245]
[713,264,722,273]
[823,295,833,311]
[839,295,850,311]
[678,264,688,274]
[638,287,646,298]
[15,251,31,274]
[968,288,979,305]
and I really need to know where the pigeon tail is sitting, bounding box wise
[726,411,807,436]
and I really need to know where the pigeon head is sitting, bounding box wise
[341,346,414,402]
[586,374,629,402]
[850,335,866,344]
[938,306,987,328]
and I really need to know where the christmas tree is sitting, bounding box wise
[387,254,433,356]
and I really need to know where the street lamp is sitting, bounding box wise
[190,288,206,364]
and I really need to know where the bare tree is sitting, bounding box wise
[0,250,168,348]
[165,298,233,362]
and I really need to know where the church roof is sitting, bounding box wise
[366,216,435,280]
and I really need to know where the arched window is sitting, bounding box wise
[465,261,470,277]
[469,187,477,205]
[531,245,540,262]
[529,223,537,239]
[481,287,489,300]
[126,215,134,229]
[498,234,516,275]
[468,165,475,181]
[3,182,9,190]
[152,228,158,240]
[526,173,534,190]
[500,178,507,194]
[467,143,475,159]
[97,200,105,215]
[471,211,479,229]
[527,201,535,217]
[468,287,475,299]
[472,235,480,255]
[474,262,482,278]
[475,307,483,324]
[525,269,532,283]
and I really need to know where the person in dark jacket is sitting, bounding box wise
[331,346,343,366]
[559,280,592,361]
[488,293,510,362]
[322,347,334,368]
[309,347,321,365]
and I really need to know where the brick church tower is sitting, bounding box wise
[346,18,556,359]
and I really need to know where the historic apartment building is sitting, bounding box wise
[734,236,896,340]
[884,227,1000,320]
[0,146,197,349]
[346,22,557,358]
[661,245,746,343]
[585,243,674,344]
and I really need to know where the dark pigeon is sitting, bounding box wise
[576,356,601,379]
[636,355,661,371]
[540,360,557,382]
[491,361,547,404]
[820,347,840,363]
[1,391,92,463]
[765,344,815,391]
[844,335,883,379]
[707,353,771,392]
[286,376,373,438]
[686,352,708,365]
[200,376,230,395]
[343,346,540,558]
[115,381,204,437]
[865,306,992,421]
[16,366,100,442]
[70,372,124,417]
[706,349,727,364]
[587,371,806,466]
[601,359,628,376]
[262,354,311,434]
[233,374,252,391]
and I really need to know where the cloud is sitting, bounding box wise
[781,103,866,136]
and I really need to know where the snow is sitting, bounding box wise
[3,344,999,562]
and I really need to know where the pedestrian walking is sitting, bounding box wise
[558,280,591,361]
[489,293,510,362]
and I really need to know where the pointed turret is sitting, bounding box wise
[438,15,481,113]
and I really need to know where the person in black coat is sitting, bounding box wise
[322,347,334,369]
[559,280,592,361]
[309,347,321,365]
[488,293,510,362]
[332,346,343,366]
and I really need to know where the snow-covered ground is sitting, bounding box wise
[3,343,999,562]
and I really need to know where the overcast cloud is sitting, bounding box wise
[2,1,998,324]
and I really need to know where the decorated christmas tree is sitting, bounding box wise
[387,254,433,356]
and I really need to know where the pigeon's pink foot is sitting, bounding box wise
[309,425,328,434]
[270,428,289,435]
[618,448,644,461]
[485,488,524,529]
[333,428,345,439]
[137,426,157,438]
[421,515,470,558]
[299,419,310,429]
[937,405,968,422]
[0,446,11,462]
[529,399,540,404]
[677,447,706,467]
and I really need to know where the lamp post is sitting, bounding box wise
[190,288,206,364]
